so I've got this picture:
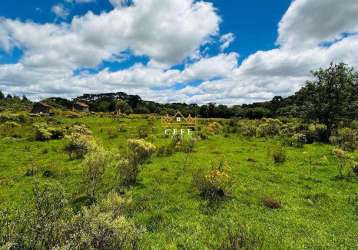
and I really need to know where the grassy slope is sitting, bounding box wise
[0,115,357,249]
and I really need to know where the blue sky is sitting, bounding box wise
[0,0,357,104]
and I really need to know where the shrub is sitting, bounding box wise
[272,146,286,164]
[117,140,156,186]
[198,130,209,140]
[256,118,282,137]
[332,148,350,177]
[2,121,20,129]
[262,197,282,209]
[30,181,67,249]
[34,123,65,141]
[206,122,223,134]
[0,187,140,249]
[238,121,257,137]
[117,157,139,186]
[127,139,156,164]
[351,120,358,129]
[193,160,232,200]
[180,137,196,153]
[157,145,175,157]
[65,134,95,159]
[169,135,196,153]
[67,124,92,136]
[307,123,328,142]
[330,128,357,151]
[61,193,140,249]
[352,161,358,177]
[82,146,111,198]
[287,133,307,148]
[279,124,296,137]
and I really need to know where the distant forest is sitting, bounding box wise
[1,63,358,121]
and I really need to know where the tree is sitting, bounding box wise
[298,63,358,140]
[115,100,133,115]
[270,96,284,116]
[0,91,4,99]
[22,95,29,102]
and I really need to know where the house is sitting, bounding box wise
[31,102,53,114]
[174,112,185,122]
[73,101,89,112]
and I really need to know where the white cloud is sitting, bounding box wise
[1,0,220,68]
[220,33,235,51]
[51,4,70,19]
[1,0,358,105]
[181,52,239,82]
[277,0,358,49]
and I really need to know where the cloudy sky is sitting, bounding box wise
[0,0,358,104]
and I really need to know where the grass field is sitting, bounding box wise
[1,115,358,249]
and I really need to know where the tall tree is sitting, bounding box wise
[0,91,4,100]
[115,100,133,115]
[298,63,358,139]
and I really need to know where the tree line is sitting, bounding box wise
[1,63,358,133]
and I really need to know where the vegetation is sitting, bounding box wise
[0,63,358,249]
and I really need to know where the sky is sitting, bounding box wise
[0,0,358,104]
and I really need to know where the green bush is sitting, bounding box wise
[193,160,232,200]
[0,186,140,249]
[127,139,156,164]
[61,192,140,249]
[67,124,92,136]
[117,157,139,186]
[256,118,282,137]
[117,139,156,186]
[206,122,223,134]
[34,123,65,141]
[307,123,328,142]
[286,133,307,148]
[330,128,357,152]
[237,120,257,137]
[352,161,358,177]
[332,148,352,177]
[82,145,111,198]
[65,134,95,159]
[157,144,175,157]
[272,146,286,164]
[279,123,296,137]
[0,181,67,249]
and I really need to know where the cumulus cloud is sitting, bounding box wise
[1,0,358,104]
[1,0,219,67]
[277,0,358,49]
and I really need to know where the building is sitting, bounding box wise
[31,102,53,114]
[73,101,89,112]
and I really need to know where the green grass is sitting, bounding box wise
[1,115,358,249]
